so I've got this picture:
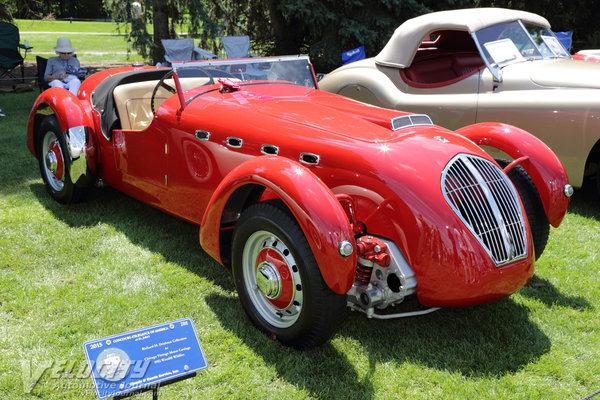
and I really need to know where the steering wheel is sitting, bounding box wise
[150,68,221,114]
[150,70,176,114]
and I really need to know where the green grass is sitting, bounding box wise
[1,90,600,399]
[14,19,149,62]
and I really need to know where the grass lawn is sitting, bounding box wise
[1,90,600,399]
[15,19,151,62]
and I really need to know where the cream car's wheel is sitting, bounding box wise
[37,116,84,204]
[232,201,346,349]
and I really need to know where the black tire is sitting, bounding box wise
[231,201,347,350]
[596,162,600,199]
[496,159,549,260]
[37,115,85,204]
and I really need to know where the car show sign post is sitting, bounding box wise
[83,318,207,399]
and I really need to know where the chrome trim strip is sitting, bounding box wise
[261,144,279,155]
[299,152,320,165]
[63,126,88,186]
[226,137,243,148]
[195,130,211,141]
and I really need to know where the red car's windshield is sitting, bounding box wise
[170,55,318,103]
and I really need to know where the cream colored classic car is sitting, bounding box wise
[319,8,600,194]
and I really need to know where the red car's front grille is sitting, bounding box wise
[442,154,528,266]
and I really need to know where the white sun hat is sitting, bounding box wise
[53,37,75,53]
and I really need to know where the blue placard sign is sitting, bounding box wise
[83,318,207,399]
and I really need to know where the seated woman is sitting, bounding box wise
[44,38,81,95]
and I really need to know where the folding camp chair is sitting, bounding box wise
[161,38,220,65]
[0,22,33,82]
[221,36,255,59]
[194,47,219,60]
[36,56,50,92]
[161,38,195,64]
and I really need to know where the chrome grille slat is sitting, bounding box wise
[442,154,528,266]
[452,158,506,257]
[475,158,527,257]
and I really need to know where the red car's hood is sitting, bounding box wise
[526,58,600,89]
[186,83,416,143]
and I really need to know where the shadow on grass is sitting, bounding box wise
[205,293,551,395]
[33,182,551,396]
[341,299,549,378]
[569,182,600,221]
[30,182,233,290]
[520,275,592,310]
[205,293,376,400]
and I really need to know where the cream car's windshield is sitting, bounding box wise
[474,20,570,76]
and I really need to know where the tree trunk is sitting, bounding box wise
[267,0,302,55]
[152,0,169,64]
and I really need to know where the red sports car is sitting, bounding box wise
[27,55,571,349]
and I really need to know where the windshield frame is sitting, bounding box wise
[169,55,318,110]
[472,19,571,81]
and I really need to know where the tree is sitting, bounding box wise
[103,0,219,65]
[241,0,471,72]
[108,0,600,69]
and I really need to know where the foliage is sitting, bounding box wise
[102,0,220,65]
[0,0,40,21]
[2,0,106,20]
[244,0,473,72]
[0,0,11,21]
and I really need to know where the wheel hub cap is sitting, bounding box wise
[45,141,64,180]
[243,231,303,328]
[45,150,57,174]
[256,261,282,300]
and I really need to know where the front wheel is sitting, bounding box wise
[496,159,549,260]
[37,116,85,204]
[232,202,347,350]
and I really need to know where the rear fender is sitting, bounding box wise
[27,88,97,180]
[200,156,357,294]
[457,122,570,227]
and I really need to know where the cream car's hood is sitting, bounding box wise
[524,58,600,89]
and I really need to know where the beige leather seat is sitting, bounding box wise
[112,78,212,131]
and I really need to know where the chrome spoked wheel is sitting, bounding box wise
[36,115,87,204]
[232,201,347,349]
[241,230,303,328]
[41,130,65,192]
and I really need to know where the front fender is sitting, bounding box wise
[200,156,357,294]
[27,88,97,180]
[457,122,570,227]
[27,88,94,157]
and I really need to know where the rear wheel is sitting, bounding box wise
[232,201,347,349]
[596,159,600,198]
[37,116,85,204]
[496,159,549,260]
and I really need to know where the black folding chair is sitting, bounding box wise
[36,56,49,92]
[0,22,33,83]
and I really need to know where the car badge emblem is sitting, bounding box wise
[434,136,450,143]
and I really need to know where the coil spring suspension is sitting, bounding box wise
[355,263,373,284]
[354,235,391,284]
